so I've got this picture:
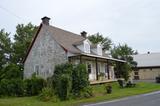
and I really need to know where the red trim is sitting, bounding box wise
[23,24,43,63]
[61,46,68,53]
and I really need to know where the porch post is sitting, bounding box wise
[80,55,82,64]
[95,57,98,80]
[107,60,110,79]
[68,57,71,63]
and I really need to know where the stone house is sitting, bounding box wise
[132,52,160,80]
[23,16,125,84]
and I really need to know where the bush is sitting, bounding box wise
[39,87,58,102]
[51,63,92,100]
[24,75,46,96]
[72,64,90,97]
[0,63,22,80]
[58,74,71,100]
[117,79,126,88]
[79,86,93,98]
[0,74,46,97]
[0,79,24,96]
[105,84,112,94]
[52,63,72,100]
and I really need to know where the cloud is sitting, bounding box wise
[1,0,160,53]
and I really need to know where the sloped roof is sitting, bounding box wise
[45,24,85,53]
[24,23,125,63]
[133,53,160,67]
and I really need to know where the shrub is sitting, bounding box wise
[0,79,24,96]
[52,63,72,100]
[51,63,92,100]
[117,79,126,88]
[58,74,72,100]
[39,87,58,102]
[0,63,22,80]
[105,84,112,94]
[72,64,90,97]
[79,86,93,98]
[24,75,46,96]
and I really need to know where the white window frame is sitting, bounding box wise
[87,63,92,74]
[97,44,102,55]
[84,43,90,53]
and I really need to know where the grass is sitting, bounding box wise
[0,82,160,106]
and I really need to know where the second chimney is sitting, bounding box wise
[41,16,50,25]
[81,31,87,38]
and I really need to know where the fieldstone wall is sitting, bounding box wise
[24,25,67,79]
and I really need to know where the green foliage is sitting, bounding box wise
[105,84,112,94]
[111,44,137,81]
[51,63,92,100]
[24,76,46,96]
[88,33,112,50]
[52,63,72,100]
[0,29,12,79]
[0,79,24,97]
[79,86,93,98]
[0,23,37,81]
[0,63,22,80]
[58,74,71,100]
[72,64,90,97]
[12,23,37,67]
[39,87,58,102]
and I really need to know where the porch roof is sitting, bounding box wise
[71,53,126,63]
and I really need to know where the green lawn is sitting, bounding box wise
[0,82,160,106]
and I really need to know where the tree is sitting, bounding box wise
[0,23,37,80]
[111,44,137,81]
[0,29,12,80]
[12,23,37,70]
[88,33,112,50]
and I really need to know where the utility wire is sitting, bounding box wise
[0,4,23,21]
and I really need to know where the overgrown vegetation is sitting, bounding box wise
[0,75,46,97]
[50,63,92,100]
[0,82,160,106]
[0,23,37,81]
[111,44,137,81]
[0,22,140,104]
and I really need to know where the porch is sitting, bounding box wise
[69,53,125,84]
[90,79,117,85]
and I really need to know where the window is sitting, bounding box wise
[97,45,102,55]
[84,43,90,53]
[87,64,92,74]
[134,72,139,75]
[134,76,139,80]
[34,65,40,75]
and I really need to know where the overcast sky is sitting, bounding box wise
[1,0,160,53]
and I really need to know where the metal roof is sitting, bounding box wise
[133,53,160,67]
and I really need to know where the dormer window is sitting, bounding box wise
[90,43,102,55]
[75,39,91,53]
[97,44,102,55]
[84,41,90,53]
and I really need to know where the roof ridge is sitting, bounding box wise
[49,25,84,38]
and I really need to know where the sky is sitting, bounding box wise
[0,0,160,53]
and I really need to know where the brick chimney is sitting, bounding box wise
[41,16,50,25]
[80,31,87,38]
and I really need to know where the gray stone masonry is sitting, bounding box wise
[24,24,67,79]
